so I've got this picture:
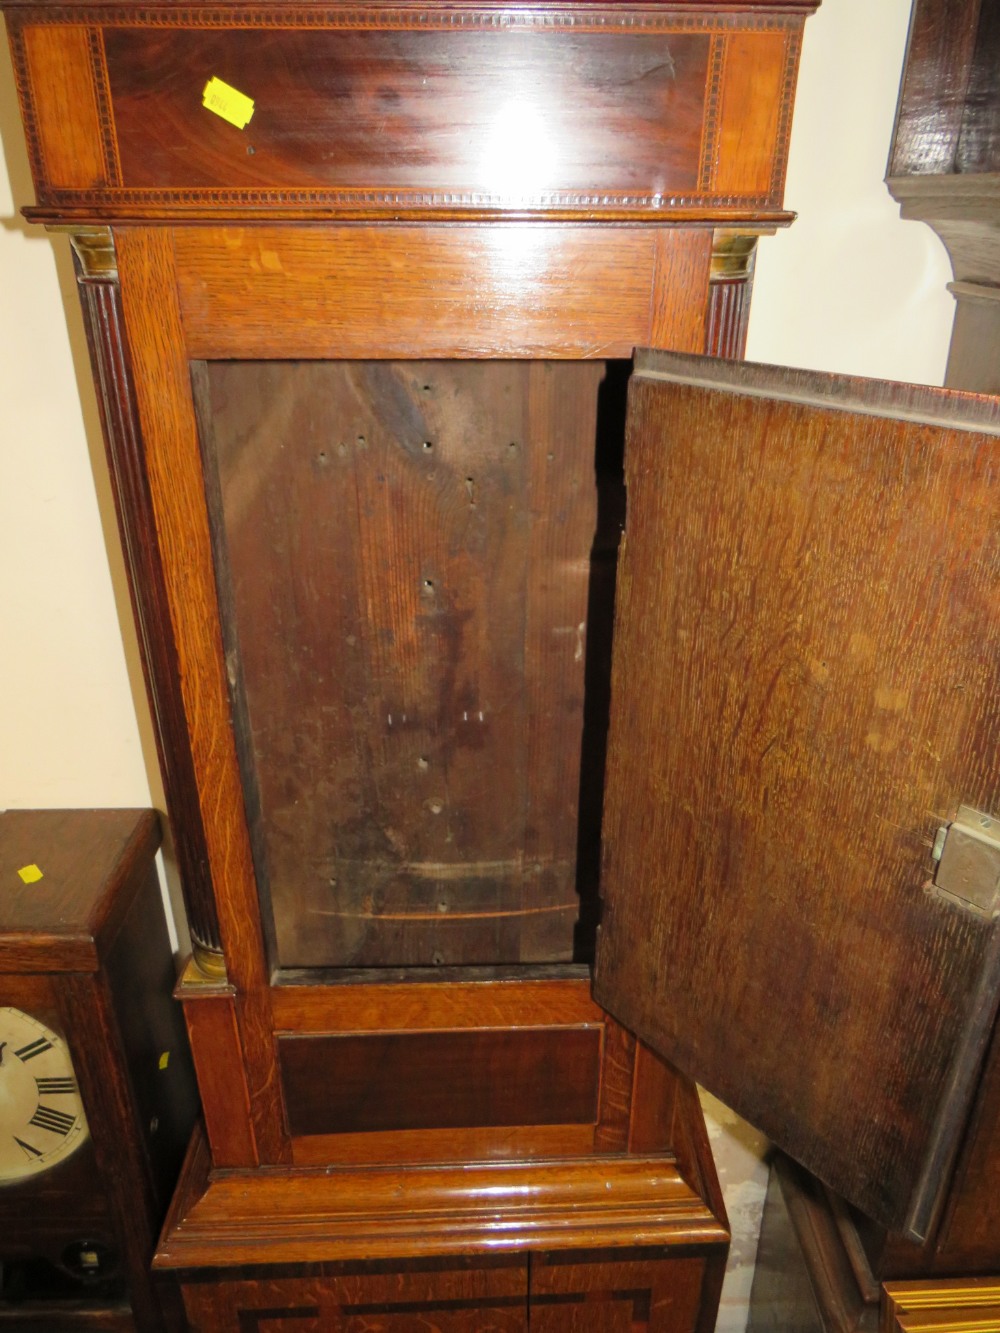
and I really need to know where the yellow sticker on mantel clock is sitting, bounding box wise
[17,864,43,884]
[202,76,255,129]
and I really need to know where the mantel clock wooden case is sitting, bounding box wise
[12,1,999,1328]
[0,809,197,1331]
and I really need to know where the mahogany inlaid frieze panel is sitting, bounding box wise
[7,3,807,221]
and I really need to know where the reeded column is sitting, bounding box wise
[706,232,759,359]
[70,227,226,977]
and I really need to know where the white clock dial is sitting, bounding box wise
[0,1007,89,1183]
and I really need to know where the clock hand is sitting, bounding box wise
[0,1042,6,1065]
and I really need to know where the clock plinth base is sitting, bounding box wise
[157,1121,730,1266]
[158,1122,729,1331]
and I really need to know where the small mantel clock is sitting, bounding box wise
[0,808,197,1331]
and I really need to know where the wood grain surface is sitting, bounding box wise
[177,1248,723,1332]
[156,1123,729,1267]
[103,26,710,196]
[116,228,289,1164]
[5,0,774,1314]
[0,809,158,972]
[269,974,598,1030]
[19,24,107,188]
[289,1123,598,1168]
[0,813,195,1332]
[885,0,1000,400]
[7,5,814,223]
[706,278,753,359]
[181,984,257,1168]
[594,1019,637,1153]
[595,350,1000,1239]
[890,0,997,177]
[175,225,710,361]
[270,973,637,1162]
[279,1026,601,1135]
[931,1004,1000,1268]
[199,359,609,967]
[76,259,220,958]
[59,972,164,1331]
[530,1249,711,1333]
[953,0,1000,174]
[181,1258,528,1333]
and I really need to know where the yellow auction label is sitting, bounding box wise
[202,76,255,129]
[17,864,43,884]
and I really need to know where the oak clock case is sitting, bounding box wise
[3,1,832,1328]
[0,809,197,1331]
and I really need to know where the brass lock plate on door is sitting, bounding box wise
[932,806,1000,917]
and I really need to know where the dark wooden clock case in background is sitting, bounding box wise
[0,809,197,1331]
[8,1,999,1330]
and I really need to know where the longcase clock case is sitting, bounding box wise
[22,0,985,1325]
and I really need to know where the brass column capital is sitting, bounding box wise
[710,231,759,283]
[61,226,118,281]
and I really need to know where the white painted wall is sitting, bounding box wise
[747,0,954,380]
[1,40,155,811]
[0,2,958,1328]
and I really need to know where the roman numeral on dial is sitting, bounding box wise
[14,1136,43,1160]
[14,1037,53,1062]
[35,1077,76,1095]
[29,1105,76,1136]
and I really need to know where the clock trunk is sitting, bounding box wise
[193,357,627,973]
